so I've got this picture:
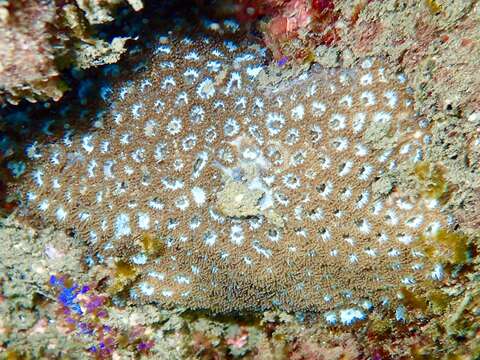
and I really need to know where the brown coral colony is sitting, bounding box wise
[12,19,454,325]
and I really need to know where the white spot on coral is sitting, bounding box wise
[203,230,217,246]
[311,101,326,117]
[166,117,182,135]
[139,282,155,296]
[230,224,244,245]
[137,212,150,230]
[339,308,366,325]
[114,213,131,239]
[265,112,285,135]
[291,104,305,120]
[197,78,216,99]
[224,118,240,137]
[361,91,376,106]
[191,187,206,206]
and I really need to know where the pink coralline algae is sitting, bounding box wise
[7,16,461,325]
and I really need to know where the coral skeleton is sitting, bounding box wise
[11,18,450,322]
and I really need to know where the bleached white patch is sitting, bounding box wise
[283,173,300,189]
[309,207,323,221]
[318,181,333,198]
[131,103,143,118]
[431,264,444,281]
[361,58,373,69]
[184,68,200,83]
[357,219,371,234]
[162,290,174,297]
[224,72,242,95]
[182,133,197,151]
[339,308,366,326]
[224,118,240,137]
[324,312,337,325]
[131,253,148,265]
[191,187,206,206]
[360,73,373,85]
[185,51,200,61]
[38,199,49,212]
[206,60,223,72]
[338,160,353,176]
[330,113,346,130]
[86,160,97,178]
[385,209,399,225]
[148,271,165,280]
[137,212,150,230]
[155,44,171,54]
[291,104,305,121]
[139,282,155,296]
[374,111,392,123]
[55,207,67,222]
[405,215,423,228]
[25,142,42,160]
[203,230,217,246]
[339,94,353,108]
[364,248,377,257]
[50,151,61,166]
[356,190,370,208]
[31,169,44,187]
[81,134,94,153]
[352,112,366,133]
[224,19,240,32]
[401,277,416,285]
[265,112,285,135]
[397,234,413,245]
[166,117,182,135]
[388,248,400,257]
[197,78,216,99]
[175,196,190,211]
[384,90,398,108]
[154,142,167,162]
[331,137,349,151]
[78,211,90,222]
[246,65,263,79]
[161,177,184,190]
[252,241,272,258]
[119,132,131,145]
[358,164,373,181]
[230,224,244,245]
[114,213,131,238]
[361,91,376,106]
[175,276,191,285]
[161,76,176,90]
[311,101,326,116]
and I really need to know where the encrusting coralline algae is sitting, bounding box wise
[7,17,456,326]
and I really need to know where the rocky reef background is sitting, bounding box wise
[1,0,480,359]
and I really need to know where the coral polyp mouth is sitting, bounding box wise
[8,18,457,324]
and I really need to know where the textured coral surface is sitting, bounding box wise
[10,18,453,321]
[1,1,480,359]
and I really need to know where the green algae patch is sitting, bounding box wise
[425,0,443,15]
[419,229,470,265]
[108,260,139,295]
[140,232,166,257]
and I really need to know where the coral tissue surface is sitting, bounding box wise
[12,19,449,324]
